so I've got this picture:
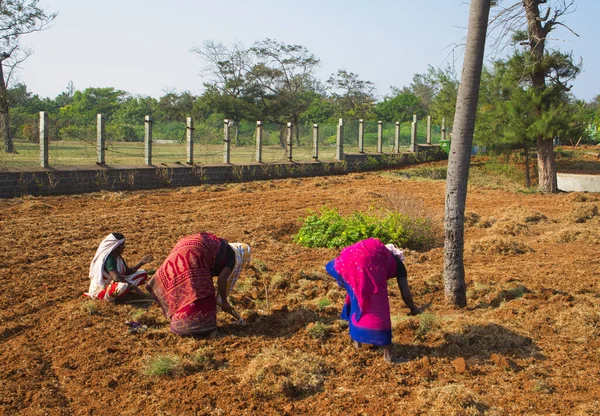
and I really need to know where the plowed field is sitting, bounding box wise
[1,155,600,415]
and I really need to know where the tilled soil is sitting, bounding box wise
[1,163,600,415]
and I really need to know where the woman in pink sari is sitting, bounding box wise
[147,232,251,337]
[326,238,420,362]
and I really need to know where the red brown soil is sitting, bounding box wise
[1,162,600,415]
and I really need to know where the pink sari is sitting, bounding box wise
[326,238,397,346]
[147,233,225,335]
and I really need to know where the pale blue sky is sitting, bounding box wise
[18,0,600,101]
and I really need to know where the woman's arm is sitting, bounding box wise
[395,258,420,315]
[125,254,153,275]
[217,267,233,313]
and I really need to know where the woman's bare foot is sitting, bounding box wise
[383,345,393,362]
[353,341,362,349]
[208,329,218,340]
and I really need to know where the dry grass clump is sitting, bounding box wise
[464,212,482,228]
[484,206,547,236]
[551,227,600,244]
[490,220,530,236]
[574,401,600,415]
[565,204,599,224]
[417,384,494,415]
[285,308,318,330]
[570,193,599,203]
[554,304,600,341]
[494,206,547,224]
[269,273,289,290]
[80,300,99,315]
[241,347,326,397]
[443,323,533,357]
[469,236,534,256]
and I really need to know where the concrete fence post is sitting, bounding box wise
[336,118,344,160]
[377,121,383,153]
[286,122,293,161]
[144,115,153,165]
[358,119,364,153]
[255,121,263,163]
[411,121,418,153]
[427,115,432,145]
[97,114,105,165]
[394,121,400,153]
[186,117,194,164]
[442,117,447,141]
[223,119,231,164]
[312,124,319,160]
[39,111,48,168]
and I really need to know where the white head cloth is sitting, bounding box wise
[216,243,251,305]
[385,244,404,262]
[88,234,125,290]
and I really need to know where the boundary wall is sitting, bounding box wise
[0,145,444,198]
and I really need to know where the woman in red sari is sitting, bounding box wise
[326,238,420,362]
[147,232,251,337]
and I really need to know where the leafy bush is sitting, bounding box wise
[294,207,437,250]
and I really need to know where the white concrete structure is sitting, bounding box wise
[557,173,600,193]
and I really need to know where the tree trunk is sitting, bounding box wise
[294,115,300,146]
[536,136,557,192]
[522,0,557,192]
[524,144,531,188]
[0,63,14,153]
[443,0,491,308]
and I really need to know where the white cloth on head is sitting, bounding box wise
[216,243,251,306]
[385,244,404,262]
[86,234,125,299]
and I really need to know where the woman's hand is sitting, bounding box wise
[408,306,421,316]
[140,254,153,264]
[220,301,233,314]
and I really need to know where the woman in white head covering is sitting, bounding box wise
[86,232,153,301]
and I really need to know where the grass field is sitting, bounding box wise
[0,140,414,169]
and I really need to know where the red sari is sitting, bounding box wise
[147,233,226,335]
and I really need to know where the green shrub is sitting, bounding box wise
[294,207,437,250]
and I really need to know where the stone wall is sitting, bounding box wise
[0,145,445,198]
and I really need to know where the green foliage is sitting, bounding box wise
[80,301,98,315]
[316,298,331,311]
[144,355,182,377]
[294,207,436,250]
[375,92,425,122]
[398,166,447,180]
[306,321,328,340]
[415,313,438,340]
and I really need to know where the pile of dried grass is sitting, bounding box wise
[417,384,496,415]
[442,323,533,357]
[564,204,599,224]
[554,302,600,341]
[469,236,534,255]
[549,227,600,244]
[241,347,326,397]
[495,206,547,224]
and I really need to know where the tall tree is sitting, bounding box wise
[443,0,491,307]
[490,0,580,192]
[0,0,56,152]
[249,39,319,144]
[327,69,376,121]
[191,40,256,138]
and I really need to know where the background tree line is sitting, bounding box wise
[6,36,598,148]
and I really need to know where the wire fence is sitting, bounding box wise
[0,114,449,170]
